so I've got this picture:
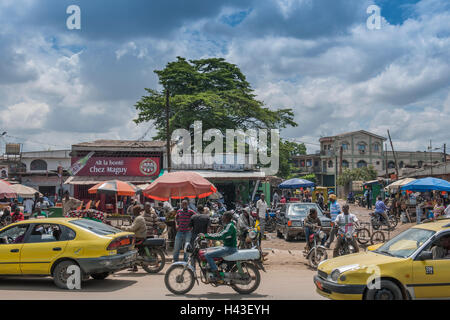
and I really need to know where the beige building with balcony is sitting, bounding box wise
[292,130,445,187]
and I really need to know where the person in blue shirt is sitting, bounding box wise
[325,194,341,248]
[374,196,390,227]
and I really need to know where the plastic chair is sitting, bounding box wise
[84,200,92,210]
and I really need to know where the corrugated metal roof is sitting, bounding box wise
[172,170,266,180]
[72,140,166,148]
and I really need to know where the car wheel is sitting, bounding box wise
[365,280,403,300]
[91,272,110,280]
[53,260,80,289]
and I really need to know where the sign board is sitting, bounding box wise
[72,157,161,177]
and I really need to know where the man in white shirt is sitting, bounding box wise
[23,198,34,214]
[333,204,360,257]
[256,193,268,240]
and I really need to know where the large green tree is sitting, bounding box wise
[134,57,297,140]
[278,140,307,179]
[337,166,378,187]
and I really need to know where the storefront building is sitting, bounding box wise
[65,140,166,211]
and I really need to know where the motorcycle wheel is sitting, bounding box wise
[371,231,385,245]
[164,264,195,295]
[141,248,166,274]
[356,228,371,245]
[230,262,261,295]
[308,247,328,269]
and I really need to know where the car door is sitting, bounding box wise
[411,232,450,299]
[0,224,30,274]
[20,223,70,275]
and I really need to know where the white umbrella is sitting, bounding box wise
[385,178,416,192]
[10,184,42,198]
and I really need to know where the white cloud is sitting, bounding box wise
[2,100,50,129]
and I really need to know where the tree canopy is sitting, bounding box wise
[337,166,378,186]
[278,140,307,179]
[134,57,297,140]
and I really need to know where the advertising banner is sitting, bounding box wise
[72,157,160,177]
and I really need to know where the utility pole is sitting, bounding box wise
[387,130,399,179]
[165,88,171,173]
[429,140,432,176]
[384,143,388,178]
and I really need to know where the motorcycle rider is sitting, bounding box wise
[120,205,148,272]
[142,202,160,237]
[304,208,326,251]
[333,204,360,257]
[374,196,391,228]
[199,211,237,283]
[237,207,255,248]
[324,194,341,248]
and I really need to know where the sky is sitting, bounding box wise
[0,0,449,154]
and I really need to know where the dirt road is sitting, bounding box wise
[0,202,415,299]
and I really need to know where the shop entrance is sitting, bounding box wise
[39,186,56,197]
[214,182,236,209]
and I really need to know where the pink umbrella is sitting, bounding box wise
[143,171,217,201]
[0,180,17,198]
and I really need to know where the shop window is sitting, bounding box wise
[418,161,423,168]
[306,160,312,167]
[388,161,395,169]
[30,159,47,171]
[342,160,349,168]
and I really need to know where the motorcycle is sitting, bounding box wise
[303,227,328,269]
[238,226,260,250]
[265,209,277,233]
[135,237,167,273]
[164,235,265,295]
[333,231,358,258]
[370,212,396,231]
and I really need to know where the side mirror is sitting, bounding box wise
[417,250,433,261]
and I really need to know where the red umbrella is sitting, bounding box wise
[0,180,17,198]
[143,171,217,201]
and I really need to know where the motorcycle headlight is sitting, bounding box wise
[331,269,341,282]
[249,230,257,239]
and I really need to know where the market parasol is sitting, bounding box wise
[278,178,315,189]
[143,171,217,201]
[385,178,416,192]
[10,184,42,198]
[89,180,138,214]
[88,180,138,196]
[0,180,17,198]
[400,177,450,192]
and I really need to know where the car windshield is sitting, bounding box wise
[375,228,435,258]
[69,219,122,235]
[288,203,322,217]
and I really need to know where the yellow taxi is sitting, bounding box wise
[314,219,450,300]
[0,218,137,289]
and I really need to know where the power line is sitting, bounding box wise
[4,134,69,149]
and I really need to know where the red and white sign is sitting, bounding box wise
[72,157,160,177]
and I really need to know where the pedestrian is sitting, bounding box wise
[120,205,148,272]
[173,200,195,262]
[190,205,211,246]
[142,202,160,237]
[317,193,324,210]
[256,193,268,240]
[23,197,34,215]
[273,191,280,206]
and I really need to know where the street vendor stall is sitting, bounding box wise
[401,177,450,223]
